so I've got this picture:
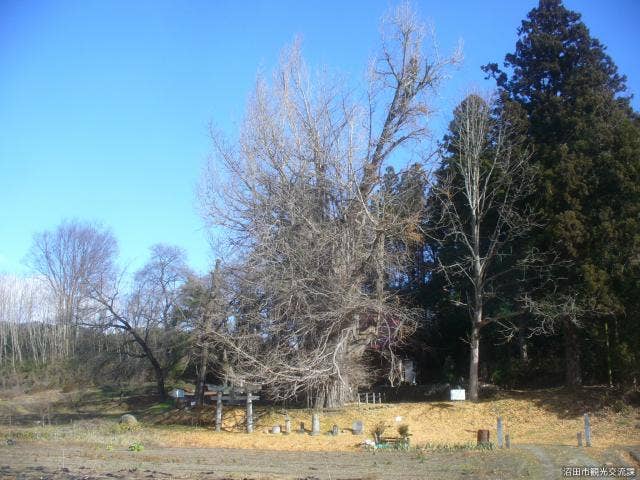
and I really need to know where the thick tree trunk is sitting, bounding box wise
[311,376,353,409]
[469,321,481,402]
[563,319,582,388]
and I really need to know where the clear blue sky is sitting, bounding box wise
[1,0,638,276]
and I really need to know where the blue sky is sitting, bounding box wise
[1,0,638,276]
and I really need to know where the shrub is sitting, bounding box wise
[371,422,387,443]
[128,442,144,452]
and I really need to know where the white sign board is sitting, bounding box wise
[450,389,466,401]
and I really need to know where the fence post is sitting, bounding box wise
[577,431,582,447]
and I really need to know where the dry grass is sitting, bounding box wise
[0,386,638,452]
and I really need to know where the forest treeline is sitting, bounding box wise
[1,0,638,407]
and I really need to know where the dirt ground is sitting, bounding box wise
[1,441,637,479]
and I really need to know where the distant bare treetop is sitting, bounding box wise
[27,219,117,326]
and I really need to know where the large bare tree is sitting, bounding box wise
[431,93,535,401]
[200,5,460,407]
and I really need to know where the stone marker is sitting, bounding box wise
[284,417,291,434]
[311,413,320,436]
[577,431,583,447]
[271,425,281,434]
[505,434,511,449]
[331,424,339,436]
[477,429,490,445]
[119,414,137,425]
[497,417,503,448]
[352,420,364,435]
[298,421,305,433]
[584,413,591,447]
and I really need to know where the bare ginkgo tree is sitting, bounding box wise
[430,93,536,401]
[200,5,460,407]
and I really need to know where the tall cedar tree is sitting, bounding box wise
[484,0,640,386]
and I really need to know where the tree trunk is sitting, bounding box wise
[469,321,481,402]
[518,326,529,362]
[563,319,582,388]
[154,366,167,401]
[312,378,352,409]
[195,344,208,407]
[196,260,222,406]
[604,319,613,387]
[128,327,167,400]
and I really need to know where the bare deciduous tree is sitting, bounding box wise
[26,220,117,356]
[200,5,459,407]
[84,244,191,399]
[431,93,535,401]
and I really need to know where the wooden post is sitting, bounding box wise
[311,413,320,436]
[584,413,591,447]
[357,393,361,405]
[246,394,253,433]
[215,392,222,432]
[577,431,582,447]
[365,393,369,404]
[497,417,503,448]
[505,434,510,449]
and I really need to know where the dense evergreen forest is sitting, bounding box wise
[1,0,638,407]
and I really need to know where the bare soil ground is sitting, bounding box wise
[1,441,639,479]
[0,441,635,479]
